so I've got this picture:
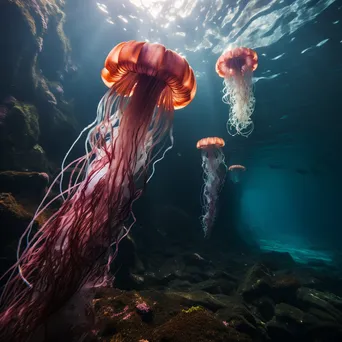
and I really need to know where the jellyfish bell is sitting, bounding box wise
[228,164,246,183]
[196,137,225,150]
[196,137,226,238]
[0,41,196,341]
[216,47,258,137]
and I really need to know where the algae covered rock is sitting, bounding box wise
[238,263,273,301]
[0,192,36,261]
[0,192,32,227]
[0,0,70,103]
[0,99,49,171]
[153,309,251,342]
[2,99,39,148]
[0,1,78,167]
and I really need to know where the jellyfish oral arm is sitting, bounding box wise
[223,72,255,137]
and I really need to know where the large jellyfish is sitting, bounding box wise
[197,137,227,238]
[216,47,258,137]
[0,40,196,341]
[228,164,246,183]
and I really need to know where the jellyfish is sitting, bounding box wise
[228,164,246,183]
[216,47,258,137]
[197,137,226,238]
[0,40,196,341]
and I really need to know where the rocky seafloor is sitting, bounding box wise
[51,244,342,342]
[2,173,342,342]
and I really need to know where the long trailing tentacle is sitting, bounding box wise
[147,127,174,183]
[200,148,226,237]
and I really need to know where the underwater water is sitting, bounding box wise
[0,0,342,341]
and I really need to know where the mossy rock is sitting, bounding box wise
[152,310,251,342]
[0,144,49,172]
[4,100,39,149]
[0,192,31,221]
[0,0,70,103]
[0,192,35,254]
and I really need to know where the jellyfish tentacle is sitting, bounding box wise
[196,138,226,237]
[147,127,174,183]
[60,119,97,200]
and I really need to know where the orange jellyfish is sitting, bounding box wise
[216,47,258,137]
[0,41,196,341]
[228,164,246,183]
[196,137,226,237]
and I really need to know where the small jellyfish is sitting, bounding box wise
[196,137,226,238]
[228,164,246,183]
[216,47,258,137]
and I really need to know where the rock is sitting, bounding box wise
[91,288,251,341]
[181,265,210,282]
[308,307,339,323]
[143,253,217,289]
[267,304,310,340]
[166,291,233,311]
[290,267,322,290]
[0,99,49,171]
[0,193,38,273]
[189,278,236,295]
[143,271,178,288]
[152,309,252,342]
[205,270,239,283]
[0,0,70,101]
[259,251,296,270]
[158,256,186,279]
[307,259,330,268]
[97,318,118,337]
[238,263,272,301]
[129,273,145,288]
[135,301,153,323]
[215,297,270,340]
[182,252,212,267]
[267,301,342,341]
[0,192,34,236]
[168,279,193,291]
[266,319,295,341]
[303,322,342,341]
[0,171,49,198]
[39,106,78,161]
[271,274,301,303]
[253,296,275,321]
[297,288,342,323]
[3,100,39,148]
[275,302,318,327]
[112,235,145,290]
[0,1,79,170]
[215,298,257,326]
